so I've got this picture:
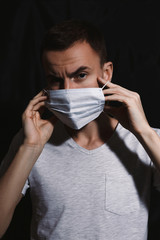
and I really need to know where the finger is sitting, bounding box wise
[104,105,123,120]
[105,94,132,105]
[22,97,47,121]
[26,96,47,112]
[33,90,45,99]
[103,84,137,99]
[98,76,134,94]
[32,101,46,112]
[105,95,143,114]
[32,111,40,127]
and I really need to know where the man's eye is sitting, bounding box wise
[77,73,87,80]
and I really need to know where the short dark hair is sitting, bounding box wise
[41,19,107,66]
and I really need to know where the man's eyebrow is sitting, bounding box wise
[67,66,91,78]
[46,66,91,79]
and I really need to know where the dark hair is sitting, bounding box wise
[41,19,107,66]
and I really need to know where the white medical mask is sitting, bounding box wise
[45,87,105,129]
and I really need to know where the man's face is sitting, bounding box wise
[42,41,112,90]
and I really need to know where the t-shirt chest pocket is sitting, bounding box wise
[105,174,140,215]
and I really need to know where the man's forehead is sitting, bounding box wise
[42,41,100,64]
[43,55,94,75]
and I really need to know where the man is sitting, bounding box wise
[0,19,160,240]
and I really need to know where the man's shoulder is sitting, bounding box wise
[117,123,160,140]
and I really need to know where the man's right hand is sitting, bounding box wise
[0,90,57,238]
[22,90,57,149]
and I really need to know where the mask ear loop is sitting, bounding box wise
[43,89,50,97]
[101,81,110,112]
[42,89,50,102]
[43,89,48,95]
[101,81,109,90]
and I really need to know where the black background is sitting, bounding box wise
[0,0,160,239]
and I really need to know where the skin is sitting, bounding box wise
[42,41,118,148]
[0,40,160,237]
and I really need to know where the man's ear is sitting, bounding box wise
[102,62,113,82]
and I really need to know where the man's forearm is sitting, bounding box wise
[136,126,160,171]
[0,143,42,237]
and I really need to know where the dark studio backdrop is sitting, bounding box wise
[0,0,160,239]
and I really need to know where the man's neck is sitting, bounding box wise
[65,113,118,150]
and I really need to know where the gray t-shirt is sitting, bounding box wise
[1,121,160,240]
